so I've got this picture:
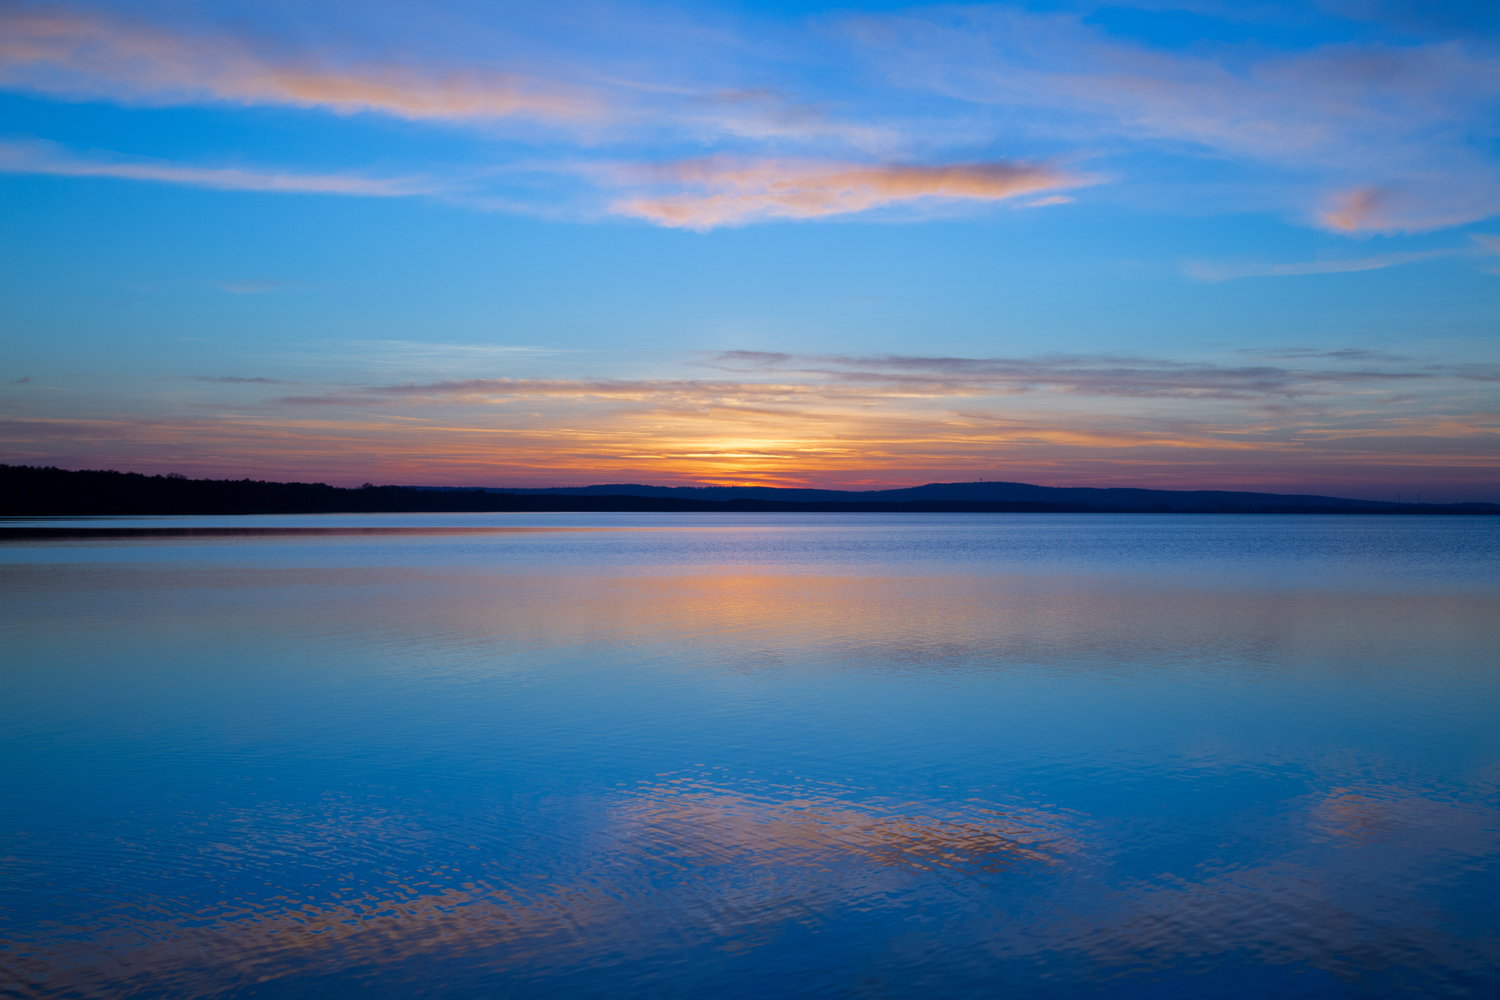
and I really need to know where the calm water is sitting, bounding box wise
[3,513,1498,999]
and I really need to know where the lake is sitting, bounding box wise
[3,513,1498,999]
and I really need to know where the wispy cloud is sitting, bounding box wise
[5,3,1497,232]
[668,87,899,149]
[0,138,1085,228]
[702,350,1436,400]
[846,6,1500,232]
[0,138,433,196]
[610,157,1091,229]
[0,8,601,124]
[1184,248,1459,281]
[1238,348,1413,361]
[255,350,1458,413]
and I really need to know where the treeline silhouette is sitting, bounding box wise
[3,465,1496,516]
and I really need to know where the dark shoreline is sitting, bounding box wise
[5,464,1496,517]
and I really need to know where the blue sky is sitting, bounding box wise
[1,0,1498,498]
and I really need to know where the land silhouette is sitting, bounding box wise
[2,464,1495,517]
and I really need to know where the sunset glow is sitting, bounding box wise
[2,0,1498,499]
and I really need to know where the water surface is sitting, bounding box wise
[3,514,1498,998]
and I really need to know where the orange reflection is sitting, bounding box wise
[609,773,1072,875]
[2,780,1072,998]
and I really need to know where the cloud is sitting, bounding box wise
[1018,195,1073,208]
[1184,248,1458,280]
[1239,348,1413,361]
[259,350,1447,414]
[672,87,899,149]
[0,138,434,197]
[846,7,1500,232]
[1,140,1087,230]
[1321,186,1388,232]
[7,3,1496,233]
[0,7,913,153]
[611,157,1092,229]
[705,349,1442,398]
[2,3,1499,235]
[0,7,601,124]
[1312,183,1500,234]
[274,377,877,408]
[9,376,29,384]
[1427,362,1500,383]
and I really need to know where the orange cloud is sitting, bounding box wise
[0,8,601,123]
[1317,183,1500,235]
[612,157,1091,229]
[1320,186,1391,232]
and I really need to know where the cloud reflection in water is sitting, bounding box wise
[2,776,1079,997]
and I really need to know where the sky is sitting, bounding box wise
[1,0,1498,500]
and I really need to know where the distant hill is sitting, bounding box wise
[413,479,1438,510]
[8,465,1495,517]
